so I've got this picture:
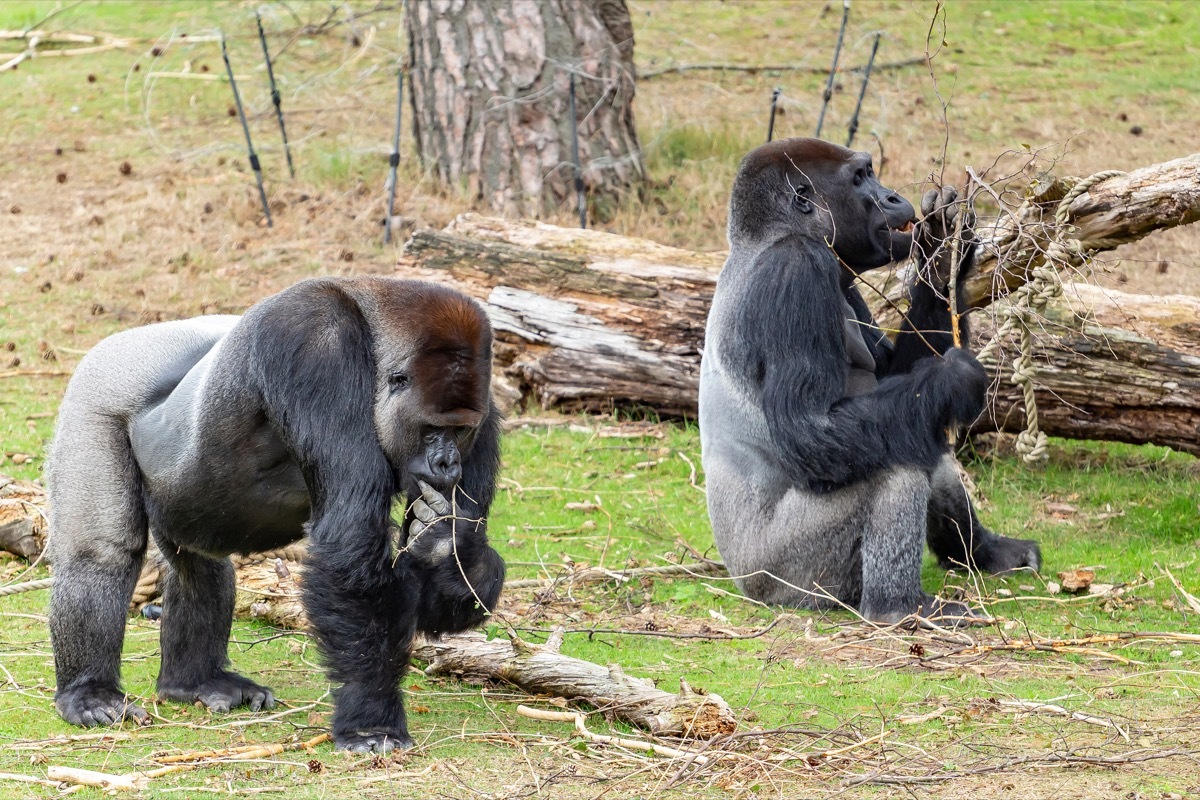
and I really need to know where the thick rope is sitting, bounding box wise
[976,169,1125,463]
[0,577,53,596]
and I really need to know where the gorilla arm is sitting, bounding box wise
[729,236,986,491]
[889,187,977,375]
[248,281,416,752]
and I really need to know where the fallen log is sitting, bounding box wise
[396,151,1200,454]
[979,284,1200,455]
[0,476,46,559]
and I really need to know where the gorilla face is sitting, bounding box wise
[727,138,916,273]
[821,151,916,272]
[372,287,493,498]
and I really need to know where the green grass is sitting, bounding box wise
[2,426,1198,797]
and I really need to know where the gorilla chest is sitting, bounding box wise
[842,300,877,396]
[131,406,311,553]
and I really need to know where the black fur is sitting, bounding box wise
[727,236,986,492]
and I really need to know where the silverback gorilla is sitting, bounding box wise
[47,277,505,752]
[700,138,1040,623]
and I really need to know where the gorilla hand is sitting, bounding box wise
[913,185,977,292]
[405,481,463,567]
[928,347,988,429]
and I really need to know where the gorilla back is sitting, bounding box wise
[48,276,506,752]
[699,138,1040,623]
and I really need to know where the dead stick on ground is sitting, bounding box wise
[516,705,710,765]
[47,732,331,791]
[997,699,1130,742]
[0,771,70,790]
[1162,566,1200,615]
[46,764,195,792]
[156,732,331,764]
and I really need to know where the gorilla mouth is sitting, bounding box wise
[891,221,914,233]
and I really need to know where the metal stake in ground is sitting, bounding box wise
[569,72,586,229]
[255,11,294,178]
[221,34,272,227]
[766,87,782,143]
[383,69,404,245]
[814,0,851,139]
[845,32,881,148]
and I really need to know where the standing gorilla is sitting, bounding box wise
[47,276,505,752]
[700,138,1040,623]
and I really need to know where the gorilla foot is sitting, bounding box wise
[56,683,150,728]
[158,670,276,714]
[973,535,1042,575]
[334,729,415,754]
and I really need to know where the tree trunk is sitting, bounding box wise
[406,0,644,218]
[397,210,1200,456]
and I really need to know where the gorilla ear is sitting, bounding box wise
[791,188,814,215]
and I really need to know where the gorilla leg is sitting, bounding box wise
[709,460,972,622]
[155,542,274,713]
[48,418,150,727]
[926,456,1041,574]
[303,535,417,754]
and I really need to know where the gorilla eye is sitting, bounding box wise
[388,371,411,391]
[854,169,866,186]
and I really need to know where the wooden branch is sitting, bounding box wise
[516,705,710,763]
[228,558,736,737]
[871,153,1200,329]
[416,629,737,739]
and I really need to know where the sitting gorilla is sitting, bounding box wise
[47,276,505,752]
[699,138,1040,623]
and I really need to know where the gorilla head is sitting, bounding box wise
[728,138,916,272]
[368,283,493,496]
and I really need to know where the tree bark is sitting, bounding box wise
[396,200,1200,455]
[978,284,1200,455]
[406,0,644,218]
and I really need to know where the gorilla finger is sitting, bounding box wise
[409,519,429,541]
[921,188,939,217]
[418,480,452,516]
[939,185,957,210]
[411,498,438,524]
[204,695,232,714]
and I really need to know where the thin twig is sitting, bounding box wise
[517,705,710,765]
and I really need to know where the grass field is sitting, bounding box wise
[1,2,1199,798]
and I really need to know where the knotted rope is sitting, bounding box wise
[975,169,1125,463]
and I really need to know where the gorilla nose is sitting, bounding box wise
[427,446,462,487]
